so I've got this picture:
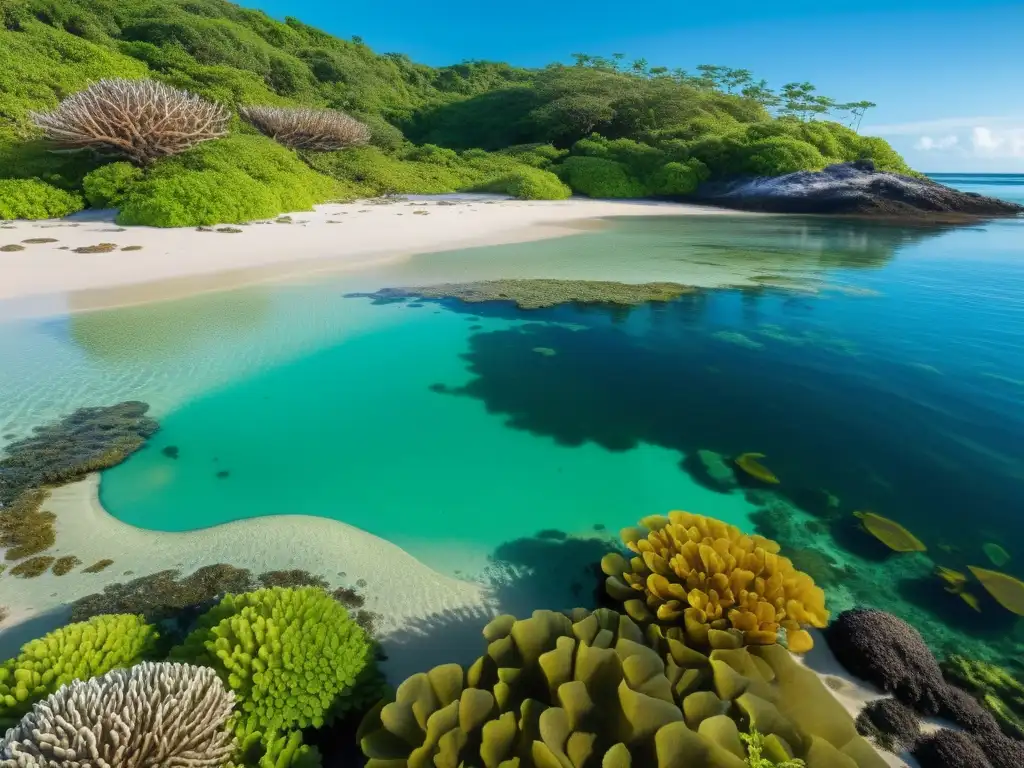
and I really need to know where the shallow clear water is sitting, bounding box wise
[1,177,1022,663]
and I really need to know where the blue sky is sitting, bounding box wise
[240,0,1024,172]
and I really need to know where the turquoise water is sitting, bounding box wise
[1,175,1022,660]
[928,172,1024,205]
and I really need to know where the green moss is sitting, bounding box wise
[10,555,54,578]
[942,655,1024,739]
[0,401,158,505]
[372,278,697,310]
[0,489,55,561]
[0,613,158,728]
[82,162,143,208]
[0,179,84,220]
[117,135,343,227]
[51,555,81,576]
[173,587,383,732]
[558,155,646,198]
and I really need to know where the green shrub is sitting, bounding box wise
[558,155,646,198]
[173,587,382,732]
[856,135,914,174]
[402,143,459,165]
[0,179,84,220]
[742,137,828,177]
[82,162,143,208]
[304,145,466,196]
[0,614,158,727]
[648,160,705,196]
[473,167,572,200]
[117,135,341,227]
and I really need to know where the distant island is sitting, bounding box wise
[0,0,1019,226]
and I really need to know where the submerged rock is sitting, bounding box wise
[693,160,1024,219]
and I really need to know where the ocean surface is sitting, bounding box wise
[0,173,1021,662]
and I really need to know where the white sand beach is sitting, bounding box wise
[0,196,749,314]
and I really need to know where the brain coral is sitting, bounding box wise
[358,608,887,768]
[0,661,235,768]
[601,512,829,651]
[0,613,158,728]
[172,586,381,732]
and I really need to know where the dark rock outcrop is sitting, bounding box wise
[694,160,1024,219]
[913,729,994,768]
[826,608,948,713]
[856,697,921,753]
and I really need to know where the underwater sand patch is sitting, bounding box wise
[368,279,697,310]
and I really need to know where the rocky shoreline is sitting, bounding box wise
[693,160,1024,220]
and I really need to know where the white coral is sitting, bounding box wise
[0,661,235,767]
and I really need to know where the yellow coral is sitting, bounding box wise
[601,511,829,651]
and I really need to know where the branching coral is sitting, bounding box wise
[0,662,235,767]
[240,106,370,151]
[601,512,828,651]
[232,730,323,768]
[173,587,382,732]
[0,401,158,506]
[358,608,885,768]
[0,614,158,727]
[31,79,230,166]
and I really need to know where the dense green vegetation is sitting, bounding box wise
[0,0,911,225]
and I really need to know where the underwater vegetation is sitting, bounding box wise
[942,655,1024,740]
[0,401,158,505]
[0,489,55,562]
[356,279,698,310]
[600,512,828,652]
[69,565,379,640]
[358,607,886,767]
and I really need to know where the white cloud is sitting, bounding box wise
[914,135,958,151]
[864,115,1024,162]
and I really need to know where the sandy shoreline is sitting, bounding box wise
[0,196,750,317]
[0,474,494,683]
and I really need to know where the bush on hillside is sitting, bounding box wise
[558,155,646,198]
[0,178,84,220]
[31,79,230,166]
[82,162,143,208]
[742,136,828,176]
[402,143,459,166]
[240,105,370,151]
[303,145,467,196]
[472,166,572,200]
[648,159,707,196]
[116,135,342,227]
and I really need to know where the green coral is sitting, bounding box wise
[942,654,1024,739]
[173,586,382,732]
[0,179,84,220]
[358,608,887,768]
[0,613,158,727]
[233,729,323,768]
[740,730,806,767]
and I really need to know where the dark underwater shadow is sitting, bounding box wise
[0,605,72,659]
[379,529,620,685]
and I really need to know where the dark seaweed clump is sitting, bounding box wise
[11,556,55,578]
[913,729,993,768]
[70,564,380,639]
[855,698,920,753]
[0,401,158,505]
[82,558,114,573]
[51,555,82,576]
